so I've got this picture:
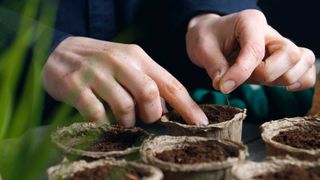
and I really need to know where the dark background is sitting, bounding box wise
[258,0,320,57]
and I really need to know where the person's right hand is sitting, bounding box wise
[43,37,208,127]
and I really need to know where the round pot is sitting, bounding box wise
[160,104,246,142]
[260,116,320,160]
[231,156,320,180]
[141,135,247,180]
[47,158,163,180]
[51,122,150,160]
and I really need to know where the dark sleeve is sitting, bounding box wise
[168,0,259,31]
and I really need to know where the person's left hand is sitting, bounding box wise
[186,9,316,94]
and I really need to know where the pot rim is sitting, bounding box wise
[51,122,150,158]
[140,135,247,172]
[231,156,320,180]
[160,104,247,130]
[47,158,163,180]
[260,116,320,155]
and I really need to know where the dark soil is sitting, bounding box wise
[86,127,146,152]
[155,141,238,164]
[272,128,320,150]
[166,104,240,124]
[69,164,147,180]
[253,165,320,180]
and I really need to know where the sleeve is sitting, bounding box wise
[168,0,259,32]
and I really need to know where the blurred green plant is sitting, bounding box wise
[0,0,79,179]
[0,0,142,179]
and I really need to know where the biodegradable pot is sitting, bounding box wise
[47,158,163,180]
[51,122,149,160]
[309,72,320,116]
[160,104,246,142]
[231,156,320,180]
[141,135,247,180]
[260,116,320,160]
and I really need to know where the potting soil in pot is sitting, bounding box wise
[272,128,320,150]
[167,104,240,124]
[68,164,148,180]
[87,128,144,152]
[253,165,320,180]
[155,141,239,164]
[75,127,146,152]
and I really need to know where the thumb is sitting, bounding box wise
[219,10,266,94]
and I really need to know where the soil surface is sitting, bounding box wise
[69,164,147,180]
[155,141,238,164]
[253,165,320,180]
[86,127,145,152]
[166,104,240,124]
[272,128,320,150]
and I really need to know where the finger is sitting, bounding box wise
[75,88,108,123]
[60,71,108,123]
[252,39,302,85]
[115,63,162,124]
[145,60,208,125]
[271,48,315,86]
[201,40,230,90]
[286,64,316,91]
[161,97,168,113]
[219,11,266,93]
[91,72,136,127]
[187,35,229,90]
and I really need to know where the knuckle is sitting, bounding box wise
[236,63,252,81]
[283,75,298,85]
[139,81,159,102]
[306,69,316,86]
[302,48,316,66]
[116,99,135,115]
[127,44,143,53]
[283,41,301,65]
[241,9,266,22]
[87,105,105,122]
[164,78,187,96]
[257,64,274,83]
[247,42,265,61]
[63,74,79,93]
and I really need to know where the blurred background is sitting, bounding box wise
[258,0,320,58]
[0,0,319,179]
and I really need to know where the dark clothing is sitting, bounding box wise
[53,0,258,47]
[53,0,258,89]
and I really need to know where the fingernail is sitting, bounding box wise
[200,114,209,125]
[212,70,225,90]
[287,82,301,91]
[221,80,236,94]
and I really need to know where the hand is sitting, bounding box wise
[43,37,208,127]
[186,9,316,94]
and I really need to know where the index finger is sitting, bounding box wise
[219,11,266,94]
[145,61,208,125]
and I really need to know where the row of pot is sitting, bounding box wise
[47,104,320,179]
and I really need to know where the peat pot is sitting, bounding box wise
[141,135,247,180]
[51,122,149,160]
[160,104,246,142]
[260,116,320,160]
